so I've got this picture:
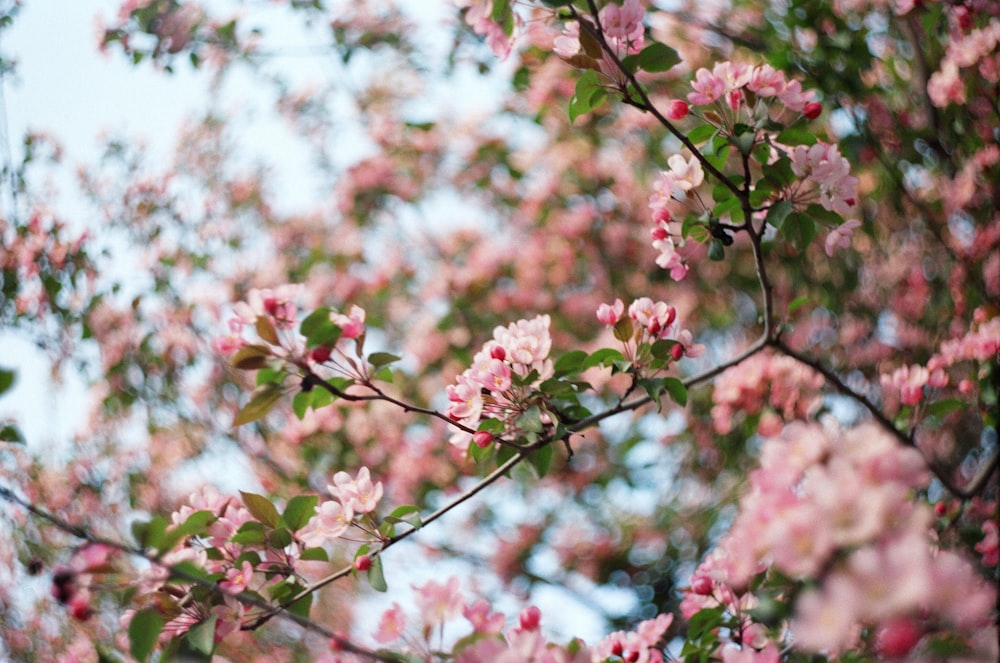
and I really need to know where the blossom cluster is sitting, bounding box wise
[788,142,859,216]
[687,61,818,120]
[880,310,999,412]
[299,467,384,547]
[369,577,672,663]
[682,423,997,659]
[125,472,384,646]
[445,314,554,449]
[927,18,1000,108]
[710,352,824,435]
[553,0,646,59]
[596,297,704,364]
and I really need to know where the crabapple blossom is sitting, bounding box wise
[329,467,383,514]
[596,298,624,325]
[599,0,645,54]
[299,500,353,547]
[824,218,861,256]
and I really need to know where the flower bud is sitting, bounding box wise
[473,431,495,449]
[690,574,713,595]
[670,343,685,361]
[354,555,372,572]
[490,345,506,361]
[803,101,822,119]
[666,99,689,120]
[519,606,542,631]
[310,346,332,363]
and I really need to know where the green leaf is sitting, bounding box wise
[686,124,719,145]
[0,423,25,444]
[367,555,387,592]
[663,377,688,406]
[708,238,725,261]
[287,590,313,619]
[186,615,218,656]
[635,42,680,72]
[788,296,810,314]
[553,350,587,376]
[240,491,281,528]
[775,127,818,146]
[232,384,284,426]
[231,344,271,370]
[385,504,423,529]
[292,390,312,420]
[924,398,966,420]
[583,348,625,370]
[282,495,318,531]
[650,339,680,360]
[516,406,544,433]
[231,521,267,545]
[478,417,505,434]
[0,367,15,396]
[268,527,293,549]
[568,70,605,123]
[300,546,329,562]
[528,444,554,478]
[764,199,792,229]
[300,308,343,347]
[128,609,164,663]
[368,352,401,369]
[778,211,816,251]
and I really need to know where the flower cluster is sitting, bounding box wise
[710,352,824,435]
[445,315,554,449]
[687,61,817,119]
[880,310,999,412]
[682,423,997,659]
[50,544,117,623]
[927,18,1000,108]
[213,284,305,356]
[597,297,704,366]
[126,473,384,646]
[553,0,645,58]
[300,467,384,547]
[457,0,520,59]
[368,577,672,663]
[788,141,859,217]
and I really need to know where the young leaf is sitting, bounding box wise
[368,352,401,369]
[554,349,587,376]
[0,424,25,444]
[240,491,281,528]
[367,555,388,592]
[231,344,271,370]
[232,384,284,426]
[569,70,604,123]
[255,315,280,345]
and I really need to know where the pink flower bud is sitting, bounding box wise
[354,555,372,572]
[690,574,713,595]
[490,345,506,361]
[472,430,495,449]
[69,596,93,621]
[310,346,332,363]
[652,207,671,224]
[670,343,685,361]
[803,101,822,119]
[519,606,542,631]
[651,225,669,241]
[876,618,923,658]
[666,99,689,120]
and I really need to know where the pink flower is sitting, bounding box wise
[824,219,862,256]
[975,520,998,566]
[599,0,645,53]
[373,602,406,643]
[463,599,505,634]
[299,499,353,547]
[596,299,625,325]
[413,576,464,624]
[220,560,254,595]
[331,304,366,339]
[329,466,383,514]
